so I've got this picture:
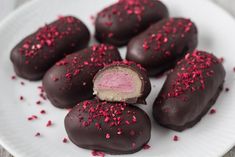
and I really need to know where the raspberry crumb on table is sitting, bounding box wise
[143,144,151,150]
[209,108,216,114]
[173,135,179,141]
[46,120,52,127]
[91,150,105,157]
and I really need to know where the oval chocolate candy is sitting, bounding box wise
[43,44,122,108]
[93,61,151,104]
[64,99,151,154]
[10,16,90,80]
[152,50,225,131]
[126,18,198,76]
[95,0,168,46]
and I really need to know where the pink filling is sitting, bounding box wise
[96,71,135,93]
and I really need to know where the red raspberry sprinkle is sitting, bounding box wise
[11,75,16,80]
[143,144,151,150]
[91,150,105,157]
[84,61,89,65]
[40,110,46,114]
[46,120,52,127]
[142,41,149,50]
[28,115,38,121]
[32,115,38,119]
[28,117,33,121]
[63,138,68,143]
[35,132,41,137]
[209,108,216,114]
[117,128,122,135]
[36,101,41,105]
[125,120,130,125]
[173,135,179,141]
[104,117,110,123]
[132,115,137,123]
[105,133,110,139]
[39,93,47,100]
[20,96,24,101]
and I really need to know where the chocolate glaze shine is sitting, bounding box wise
[43,44,122,108]
[93,61,151,104]
[95,0,168,46]
[126,18,198,76]
[64,99,151,154]
[10,16,90,80]
[153,51,225,131]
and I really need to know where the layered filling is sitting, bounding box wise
[93,66,142,102]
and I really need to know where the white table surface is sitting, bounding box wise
[0,0,234,156]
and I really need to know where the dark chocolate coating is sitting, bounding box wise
[93,61,151,104]
[43,44,122,109]
[10,16,90,80]
[95,0,168,46]
[64,99,151,154]
[152,51,225,131]
[126,18,198,76]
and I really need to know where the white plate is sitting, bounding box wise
[0,0,235,157]
[0,0,16,21]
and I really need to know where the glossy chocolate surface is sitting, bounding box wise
[153,51,225,131]
[43,44,122,108]
[65,99,151,154]
[10,16,90,80]
[126,18,198,76]
[95,0,168,46]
